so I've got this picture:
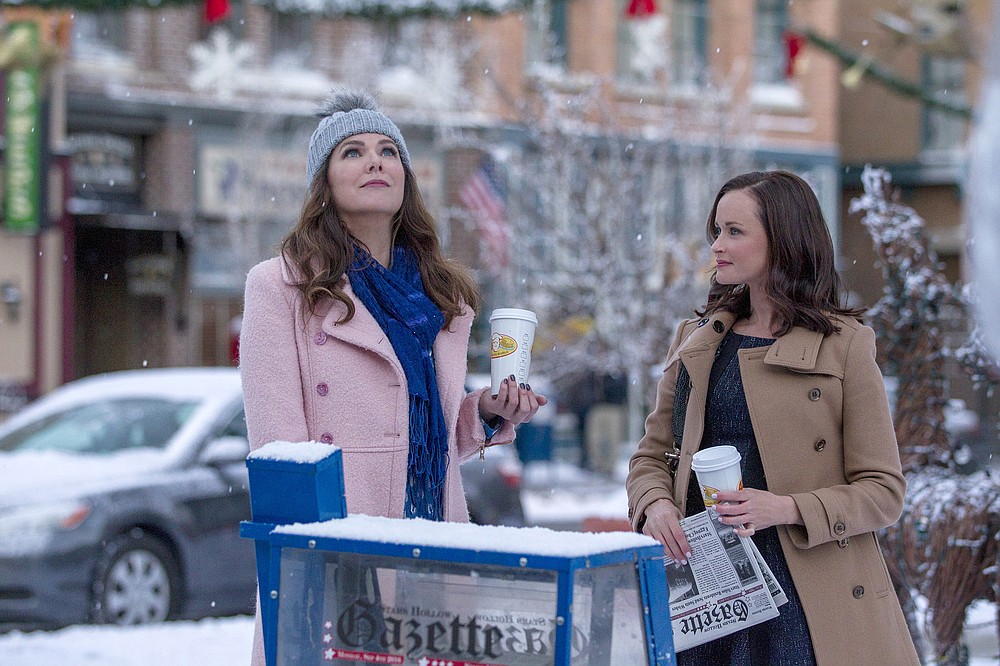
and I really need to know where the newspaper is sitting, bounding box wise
[663,510,787,652]
[750,536,788,607]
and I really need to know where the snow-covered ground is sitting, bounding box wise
[0,616,254,665]
[1,601,997,665]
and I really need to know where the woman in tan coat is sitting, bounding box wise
[626,171,919,665]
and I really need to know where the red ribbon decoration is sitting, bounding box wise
[625,0,657,18]
[784,31,805,78]
[205,0,230,23]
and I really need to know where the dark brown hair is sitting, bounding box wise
[698,170,864,336]
[281,157,481,328]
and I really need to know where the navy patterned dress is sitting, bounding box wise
[675,330,816,666]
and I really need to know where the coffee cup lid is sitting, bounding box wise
[490,308,538,325]
[691,445,741,472]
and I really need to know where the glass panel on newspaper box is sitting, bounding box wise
[276,549,650,666]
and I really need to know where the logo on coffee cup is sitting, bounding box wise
[491,332,517,359]
[700,481,744,507]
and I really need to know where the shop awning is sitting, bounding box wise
[69,197,188,235]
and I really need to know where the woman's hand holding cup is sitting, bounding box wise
[479,374,548,427]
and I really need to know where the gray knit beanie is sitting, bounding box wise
[306,89,411,183]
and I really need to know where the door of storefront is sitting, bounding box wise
[73,222,185,378]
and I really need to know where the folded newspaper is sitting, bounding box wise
[663,510,787,651]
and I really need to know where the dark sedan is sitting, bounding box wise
[0,368,256,630]
[0,367,526,631]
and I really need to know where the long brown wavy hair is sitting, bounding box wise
[697,170,864,337]
[281,156,481,328]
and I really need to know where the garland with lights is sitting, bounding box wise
[798,26,973,119]
[0,0,532,18]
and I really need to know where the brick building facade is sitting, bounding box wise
[0,0,992,425]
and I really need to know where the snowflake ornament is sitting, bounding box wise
[189,28,255,99]
[624,15,668,83]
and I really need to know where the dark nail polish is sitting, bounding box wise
[503,378,508,384]
[526,384,532,391]
[509,374,516,381]
[519,382,525,389]
[491,393,498,398]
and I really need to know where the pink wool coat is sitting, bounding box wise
[240,255,514,665]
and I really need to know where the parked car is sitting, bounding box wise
[0,367,525,631]
[460,444,525,526]
[0,368,256,630]
[460,373,527,527]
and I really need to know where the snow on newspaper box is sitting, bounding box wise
[241,441,675,666]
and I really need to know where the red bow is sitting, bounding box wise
[784,31,805,78]
[625,0,657,18]
[205,0,230,23]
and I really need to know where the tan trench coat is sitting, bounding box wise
[626,311,919,665]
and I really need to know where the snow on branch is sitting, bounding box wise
[488,77,750,397]
[849,165,999,472]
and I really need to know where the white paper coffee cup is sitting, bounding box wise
[691,445,743,508]
[489,308,537,394]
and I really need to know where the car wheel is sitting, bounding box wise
[91,528,181,625]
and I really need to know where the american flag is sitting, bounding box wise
[458,156,509,274]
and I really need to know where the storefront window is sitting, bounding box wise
[922,55,968,153]
[671,0,710,88]
[527,0,568,72]
[271,12,312,68]
[70,10,126,59]
[753,0,788,86]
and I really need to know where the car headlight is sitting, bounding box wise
[0,501,92,557]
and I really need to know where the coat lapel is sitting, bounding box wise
[667,311,735,509]
[764,325,824,371]
[432,308,473,406]
[673,311,737,383]
[669,311,825,374]
[280,255,404,376]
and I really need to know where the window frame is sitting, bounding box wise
[670,0,710,89]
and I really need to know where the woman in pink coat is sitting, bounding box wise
[240,89,546,665]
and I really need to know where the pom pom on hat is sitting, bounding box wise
[306,88,411,183]
[316,88,381,117]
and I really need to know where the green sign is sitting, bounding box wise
[4,21,42,234]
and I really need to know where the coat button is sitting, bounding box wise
[814,439,826,451]
[834,521,846,535]
[320,432,334,444]
[838,538,849,548]
[317,382,329,396]
[712,320,725,333]
[852,585,864,599]
[809,388,821,401]
[314,331,328,345]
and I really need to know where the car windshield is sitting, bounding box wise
[0,398,198,454]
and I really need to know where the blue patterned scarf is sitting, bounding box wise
[348,244,448,520]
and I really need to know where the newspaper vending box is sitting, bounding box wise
[241,441,675,666]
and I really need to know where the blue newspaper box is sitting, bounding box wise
[241,441,675,666]
[246,440,347,524]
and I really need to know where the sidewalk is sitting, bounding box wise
[521,460,627,531]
